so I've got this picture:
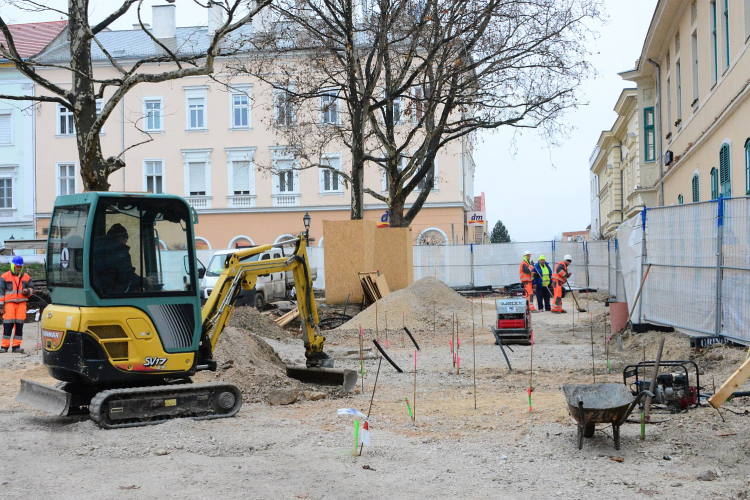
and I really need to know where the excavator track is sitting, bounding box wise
[88,382,242,429]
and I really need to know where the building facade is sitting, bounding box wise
[621,0,750,207]
[31,6,476,250]
[0,21,67,250]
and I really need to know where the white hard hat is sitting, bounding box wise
[523,250,531,255]
[564,254,572,261]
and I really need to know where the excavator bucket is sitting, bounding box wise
[16,379,71,416]
[286,366,358,394]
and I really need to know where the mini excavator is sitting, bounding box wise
[17,192,355,428]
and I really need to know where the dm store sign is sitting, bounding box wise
[467,212,486,225]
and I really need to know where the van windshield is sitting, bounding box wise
[206,253,259,277]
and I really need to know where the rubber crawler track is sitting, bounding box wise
[89,382,242,429]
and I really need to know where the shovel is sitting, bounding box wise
[566,282,587,313]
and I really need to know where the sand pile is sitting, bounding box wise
[340,277,474,332]
[228,306,295,340]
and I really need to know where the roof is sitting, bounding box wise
[0,21,67,59]
[37,25,253,63]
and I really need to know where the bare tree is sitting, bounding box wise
[235,0,601,226]
[0,0,269,191]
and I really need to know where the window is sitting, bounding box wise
[187,96,205,129]
[745,139,750,194]
[678,194,684,204]
[57,163,76,196]
[232,160,251,195]
[320,89,338,124]
[90,197,196,299]
[144,160,164,194]
[278,168,294,193]
[417,156,438,191]
[382,155,407,192]
[58,104,75,135]
[691,31,699,103]
[675,60,682,122]
[188,161,207,195]
[0,110,11,145]
[231,92,250,129]
[722,0,730,69]
[644,107,655,162]
[711,1,719,83]
[144,97,163,131]
[274,90,294,127]
[711,167,719,199]
[392,96,403,124]
[692,173,700,202]
[666,77,672,132]
[412,87,425,123]
[320,154,342,193]
[720,143,731,197]
[47,204,89,288]
[0,178,12,208]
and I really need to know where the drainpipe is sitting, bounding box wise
[121,96,126,190]
[647,58,664,206]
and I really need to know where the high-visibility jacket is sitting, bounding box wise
[0,270,33,306]
[552,261,569,284]
[534,262,551,287]
[519,258,534,283]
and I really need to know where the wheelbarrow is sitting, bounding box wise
[561,383,654,450]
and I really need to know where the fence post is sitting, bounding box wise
[584,241,590,290]
[607,239,611,295]
[715,197,724,336]
[636,207,647,325]
[470,243,475,288]
[551,239,556,268]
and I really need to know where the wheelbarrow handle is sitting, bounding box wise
[624,390,654,420]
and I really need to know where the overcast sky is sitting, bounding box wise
[3,0,658,242]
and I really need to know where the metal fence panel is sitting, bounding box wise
[557,241,586,288]
[413,245,472,287]
[472,241,552,287]
[721,198,750,342]
[641,202,719,334]
[587,241,610,289]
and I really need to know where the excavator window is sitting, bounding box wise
[90,198,196,298]
[47,204,89,288]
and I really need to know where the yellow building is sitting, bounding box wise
[621,0,750,206]
[590,89,655,238]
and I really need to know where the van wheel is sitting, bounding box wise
[254,292,265,311]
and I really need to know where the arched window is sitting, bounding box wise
[274,233,295,247]
[745,138,750,195]
[719,143,731,197]
[416,227,449,245]
[710,167,719,200]
[692,173,700,202]
[229,235,254,249]
[195,237,211,250]
[678,194,684,204]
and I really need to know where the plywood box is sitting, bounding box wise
[323,220,413,304]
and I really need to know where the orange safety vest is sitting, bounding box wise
[0,270,33,305]
[552,261,569,283]
[519,258,534,282]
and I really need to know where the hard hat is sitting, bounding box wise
[538,255,546,261]
[10,255,23,273]
[564,254,572,261]
[523,250,531,255]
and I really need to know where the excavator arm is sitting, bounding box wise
[199,233,330,367]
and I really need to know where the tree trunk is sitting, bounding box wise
[388,194,407,227]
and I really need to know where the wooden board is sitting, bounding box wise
[275,308,299,327]
[374,274,391,297]
[709,356,750,408]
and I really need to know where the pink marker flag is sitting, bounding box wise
[449,340,453,351]
[531,330,534,345]
[414,349,417,367]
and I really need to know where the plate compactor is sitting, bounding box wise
[492,297,532,345]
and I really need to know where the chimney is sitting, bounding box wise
[152,4,176,39]
[207,1,224,36]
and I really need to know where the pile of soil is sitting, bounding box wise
[340,277,474,332]
[228,306,295,341]
[207,326,302,402]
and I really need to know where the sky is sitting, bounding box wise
[2,0,658,242]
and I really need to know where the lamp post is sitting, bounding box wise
[303,212,311,240]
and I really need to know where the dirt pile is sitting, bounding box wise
[228,306,295,340]
[339,277,474,332]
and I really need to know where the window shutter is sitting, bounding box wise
[233,161,251,193]
[0,113,10,144]
[692,174,699,202]
[189,161,206,194]
[720,145,730,184]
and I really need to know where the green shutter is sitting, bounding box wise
[720,143,731,197]
[711,168,719,200]
[692,174,700,202]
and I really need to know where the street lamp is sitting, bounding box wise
[303,212,311,240]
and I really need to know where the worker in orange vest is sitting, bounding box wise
[0,256,34,353]
[551,254,572,314]
[519,250,537,312]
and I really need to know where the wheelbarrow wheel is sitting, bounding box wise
[583,422,596,438]
[613,425,621,450]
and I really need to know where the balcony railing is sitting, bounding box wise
[272,193,301,207]
[227,195,256,208]
[185,195,212,209]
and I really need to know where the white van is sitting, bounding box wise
[200,247,316,310]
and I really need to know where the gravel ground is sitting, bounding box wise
[1,294,749,499]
